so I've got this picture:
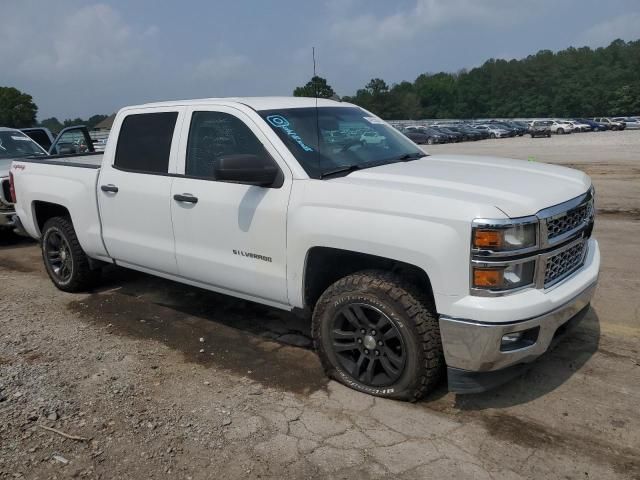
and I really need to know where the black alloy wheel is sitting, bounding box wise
[330,303,406,387]
[43,228,73,284]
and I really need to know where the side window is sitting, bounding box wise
[115,112,178,173]
[185,111,267,180]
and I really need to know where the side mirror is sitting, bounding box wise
[214,154,280,187]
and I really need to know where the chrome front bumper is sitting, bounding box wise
[439,280,597,375]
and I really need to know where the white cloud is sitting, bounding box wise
[0,3,152,80]
[329,0,526,52]
[0,1,252,118]
[577,12,640,47]
[193,50,251,82]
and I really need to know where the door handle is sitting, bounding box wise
[173,193,198,204]
[101,184,119,193]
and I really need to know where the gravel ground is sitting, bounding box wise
[1,130,639,479]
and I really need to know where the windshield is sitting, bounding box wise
[258,107,424,178]
[0,130,48,159]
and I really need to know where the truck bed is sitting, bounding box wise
[12,152,108,259]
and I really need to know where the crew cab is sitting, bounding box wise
[11,97,600,400]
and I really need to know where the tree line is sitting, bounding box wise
[294,39,640,119]
[0,86,110,132]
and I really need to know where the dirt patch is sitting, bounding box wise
[482,413,640,477]
[67,292,328,396]
[596,208,640,221]
[0,256,38,273]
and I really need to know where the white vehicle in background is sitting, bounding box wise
[0,126,96,233]
[566,120,591,132]
[11,97,599,400]
[0,128,49,231]
[474,124,511,138]
[360,131,386,144]
[613,117,640,130]
[549,120,574,134]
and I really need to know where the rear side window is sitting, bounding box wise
[115,112,178,173]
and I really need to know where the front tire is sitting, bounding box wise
[41,217,99,292]
[312,270,444,401]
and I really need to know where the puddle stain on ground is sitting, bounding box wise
[67,292,328,396]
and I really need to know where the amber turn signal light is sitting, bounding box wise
[473,268,504,288]
[473,229,503,249]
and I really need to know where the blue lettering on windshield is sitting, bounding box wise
[266,115,314,152]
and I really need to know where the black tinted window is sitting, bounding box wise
[115,112,178,173]
[24,130,52,150]
[186,111,265,179]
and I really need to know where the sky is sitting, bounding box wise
[1,0,639,120]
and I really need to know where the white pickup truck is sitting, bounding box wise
[10,97,600,400]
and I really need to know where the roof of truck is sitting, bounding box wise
[135,96,349,111]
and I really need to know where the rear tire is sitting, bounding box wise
[557,128,564,134]
[312,270,444,401]
[41,216,99,292]
[427,137,434,145]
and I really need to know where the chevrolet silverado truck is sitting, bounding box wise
[10,97,599,400]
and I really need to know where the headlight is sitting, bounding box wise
[472,221,537,252]
[472,260,536,291]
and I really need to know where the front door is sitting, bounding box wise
[170,106,291,305]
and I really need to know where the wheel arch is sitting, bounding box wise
[302,246,435,311]
[32,201,71,235]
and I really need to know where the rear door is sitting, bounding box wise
[170,105,291,305]
[98,108,184,274]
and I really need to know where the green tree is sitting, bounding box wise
[344,39,640,119]
[0,86,38,128]
[39,117,64,134]
[293,76,336,98]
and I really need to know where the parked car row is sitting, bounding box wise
[393,115,638,144]
[398,119,530,144]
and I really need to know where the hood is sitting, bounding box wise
[332,154,591,218]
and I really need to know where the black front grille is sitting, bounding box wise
[546,201,592,240]
[545,241,587,287]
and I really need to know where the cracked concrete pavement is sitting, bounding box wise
[1,131,639,479]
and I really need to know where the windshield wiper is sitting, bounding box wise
[392,152,427,162]
[320,164,362,179]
